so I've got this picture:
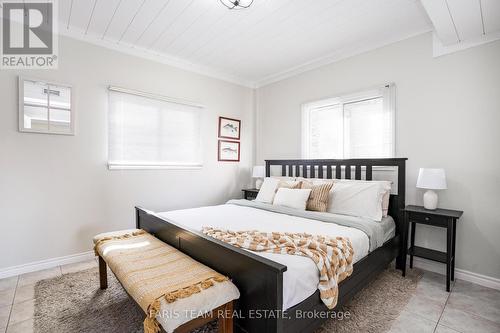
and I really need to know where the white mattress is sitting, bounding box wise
[157,204,395,310]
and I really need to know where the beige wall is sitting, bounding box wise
[0,36,254,270]
[256,33,500,279]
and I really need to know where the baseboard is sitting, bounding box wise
[1,251,498,291]
[409,256,500,290]
[0,251,95,279]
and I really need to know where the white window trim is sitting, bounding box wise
[107,86,205,170]
[18,76,75,135]
[301,83,396,161]
[107,163,203,170]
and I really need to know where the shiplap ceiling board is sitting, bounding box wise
[422,0,500,46]
[482,0,500,34]
[61,0,432,86]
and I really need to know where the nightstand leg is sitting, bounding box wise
[451,219,456,281]
[446,218,452,292]
[399,210,408,277]
[410,221,415,269]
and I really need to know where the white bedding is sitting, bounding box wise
[157,204,394,310]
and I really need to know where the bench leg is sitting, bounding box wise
[99,256,108,290]
[217,301,233,333]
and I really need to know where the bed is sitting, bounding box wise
[136,158,408,333]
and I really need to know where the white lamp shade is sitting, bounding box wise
[416,168,447,190]
[252,166,265,178]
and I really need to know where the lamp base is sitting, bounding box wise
[423,190,438,210]
[255,178,263,190]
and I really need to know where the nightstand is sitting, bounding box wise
[403,205,463,291]
[242,189,259,200]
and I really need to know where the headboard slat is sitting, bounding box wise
[335,165,341,179]
[366,165,373,180]
[318,165,323,178]
[326,166,332,179]
[355,165,362,180]
[345,165,351,179]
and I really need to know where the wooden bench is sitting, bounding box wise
[94,229,239,333]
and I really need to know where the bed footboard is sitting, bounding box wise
[136,207,287,333]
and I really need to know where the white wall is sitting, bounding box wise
[0,36,254,270]
[256,33,500,280]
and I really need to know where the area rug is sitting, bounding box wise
[34,266,421,333]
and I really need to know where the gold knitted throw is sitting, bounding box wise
[202,227,354,309]
[94,230,228,333]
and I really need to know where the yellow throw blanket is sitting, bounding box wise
[202,227,354,309]
[94,230,228,333]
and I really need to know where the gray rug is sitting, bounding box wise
[34,266,420,333]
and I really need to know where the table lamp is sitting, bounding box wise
[252,166,265,189]
[416,168,447,210]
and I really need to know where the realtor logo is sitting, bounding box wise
[1,0,58,69]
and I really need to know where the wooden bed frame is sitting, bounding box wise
[136,158,408,333]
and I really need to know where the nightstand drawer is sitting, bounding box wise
[409,212,448,227]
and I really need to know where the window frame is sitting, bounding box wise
[301,84,396,160]
[18,76,75,135]
[106,86,205,171]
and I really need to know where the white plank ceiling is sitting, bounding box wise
[421,0,500,46]
[60,0,434,86]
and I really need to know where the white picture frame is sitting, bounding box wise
[18,76,75,135]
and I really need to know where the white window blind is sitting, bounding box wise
[108,87,203,169]
[302,84,395,159]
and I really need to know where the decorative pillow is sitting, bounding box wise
[382,190,390,217]
[271,176,297,181]
[254,177,280,204]
[327,180,391,221]
[278,180,302,189]
[300,181,334,212]
[272,188,312,210]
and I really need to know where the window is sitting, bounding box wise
[107,87,203,169]
[18,77,73,135]
[302,84,395,159]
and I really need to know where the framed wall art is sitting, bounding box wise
[218,140,240,162]
[218,116,241,140]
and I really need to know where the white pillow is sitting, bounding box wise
[254,177,280,203]
[272,188,312,210]
[327,180,391,221]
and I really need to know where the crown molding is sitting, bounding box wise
[254,29,433,88]
[57,28,256,89]
[57,28,438,90]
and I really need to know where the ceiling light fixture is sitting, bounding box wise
[220,0,253,10]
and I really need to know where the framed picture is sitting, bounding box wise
[218,116,241,140]
[218,140,240,162]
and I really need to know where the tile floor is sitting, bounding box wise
[0,261,499,333]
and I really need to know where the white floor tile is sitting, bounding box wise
[388,309,437,333]
[439,306,500,333]
[12,284,35,305]
[6,318,33,333]
[0,278,17,293]
[8,299,34,326]
[0,305,11,330]
[17,267,61,287]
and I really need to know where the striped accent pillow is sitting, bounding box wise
[301,181,334,212]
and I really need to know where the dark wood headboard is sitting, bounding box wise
[265,158,407,236]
